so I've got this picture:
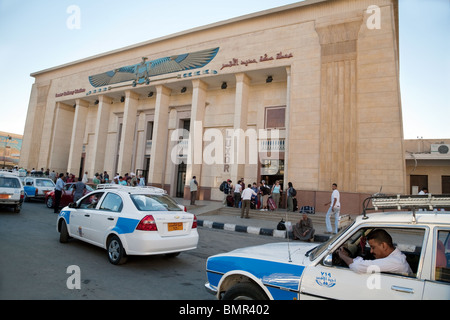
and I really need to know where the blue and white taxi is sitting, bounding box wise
[57,184,198,265]
[205,195,450,300]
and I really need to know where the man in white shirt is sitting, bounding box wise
[241,184,257,219]
[338,229,412,276]
[324,183,340,234]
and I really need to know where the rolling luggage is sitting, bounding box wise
[226,195,234,207]
[267,196,276,211]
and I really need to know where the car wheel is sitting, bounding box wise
[59,220,70,243]
[223,283,269,300]
[14,204,21,213]
[107,236,128,265]
[46,197,54,208]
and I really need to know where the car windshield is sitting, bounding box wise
[36,179,55,187]
[131,194,182,212]
[308,221,355,261]
[0,177,21,188]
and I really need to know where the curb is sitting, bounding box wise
[198,219,330,242]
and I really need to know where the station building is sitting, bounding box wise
[20,0,406,212]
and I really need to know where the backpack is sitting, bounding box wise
[219,181,226,192]
[291,187,297,197]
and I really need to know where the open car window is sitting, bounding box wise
[329,227,426,278]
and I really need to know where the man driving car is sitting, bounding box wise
[338,229,412,276]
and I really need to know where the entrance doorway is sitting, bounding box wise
[176,162,187,198]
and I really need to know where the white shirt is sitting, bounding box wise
[234,184,242,194]
[331,189,340,207]
[350,248,412,275]
[241,187,257,200]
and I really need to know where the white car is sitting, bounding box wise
[56,184,199,265]
[0,172,24,213]
[205,195,450,300]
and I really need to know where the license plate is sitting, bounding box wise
[0,194,11,199]
[168,223,183,232]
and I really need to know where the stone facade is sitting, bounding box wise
[20,0,406,205]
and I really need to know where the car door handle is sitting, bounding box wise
[108,218,115,221]
[84,214,90,217]
[391,286,414,294]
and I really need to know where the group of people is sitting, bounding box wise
[50,169,147,213]
[220,179,287,213]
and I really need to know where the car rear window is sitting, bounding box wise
[0,177,21,188]
[36,179,55,187]
[131,194,182,212]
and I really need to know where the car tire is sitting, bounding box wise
[107,236,128,265]
[59,220,70,243]
[223,282,269,300]
[46,197,54,209]
[14,204,21,213]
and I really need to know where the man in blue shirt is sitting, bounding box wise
[54,173,65,213]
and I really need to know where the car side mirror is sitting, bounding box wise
[323,253,333,267]
[68,202,77,209]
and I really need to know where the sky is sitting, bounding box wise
[0,0,448,139]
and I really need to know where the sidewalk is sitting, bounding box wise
[176,198,351,243]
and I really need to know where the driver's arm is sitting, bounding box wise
[338,247,354,266]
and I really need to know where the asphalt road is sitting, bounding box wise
[0,201,281,300]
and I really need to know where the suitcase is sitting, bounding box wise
[268,196,276,211]
[226,195,234,207]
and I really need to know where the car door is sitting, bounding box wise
[69,191,105,242]
[60,184,74,207]
[300,226,427,300]
[89,192,124,247]
[422,228,450,299]
[23,178,35,198]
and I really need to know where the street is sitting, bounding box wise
[0,201,281,300]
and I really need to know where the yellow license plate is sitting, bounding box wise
[0,194,11,199]
[168,223,183,232]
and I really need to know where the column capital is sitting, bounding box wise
[75,99,89,108]
[124,90,141,101]
[192,79,208,91]
[235,73,251,85]
[156,85,172,97]
[98,95,113,105]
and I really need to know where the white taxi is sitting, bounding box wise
[57,184,198,265]
[205,194,450,300]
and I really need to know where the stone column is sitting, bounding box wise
[117,91,139,175]
[231,73,251,182]
[67,99,89,175]
[149,85,172,186]
[88,95,112,177]
[185,79,208,198]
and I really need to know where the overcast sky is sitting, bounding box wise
[0,0,448,139]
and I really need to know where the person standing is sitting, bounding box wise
[54,173,65,213]
[286,182,296,212]
[72,177,86,203]
[324,183,340,234]
[233,180,242,208]
[190,176,198,205]
[241,184,257,219]
[271,180,282,210]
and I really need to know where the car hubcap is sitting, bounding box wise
[108,240,120,261]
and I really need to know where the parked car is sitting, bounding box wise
[0,172,24,213]
[56,184,199,265]
[205,194,450,300]
[23,177,55,202]
[45,183,95,209]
